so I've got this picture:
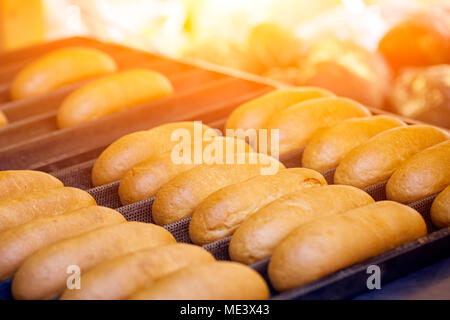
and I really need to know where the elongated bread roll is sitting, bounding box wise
[0,206,125,281]
[386,140,450,203]
[0,187,96,233]
[152,153,285,225]
[268,201,427,291]
[229,185,374,264]
[12,222,176,300]
[60,244,215,300]
[129,261,269,300]
[265,97,371,155]
[92,121,216,186]
[57,69,173,128]
[430,186,450,228]
[0,111,8,127]
[118,136,252,205]
[334,125,449,188]
[302,116,406,171]
[224,87,334,132]
[0,170,63,201]
[11,47,117,100]
[189,168,327,245]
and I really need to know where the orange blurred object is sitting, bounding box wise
[378,12,450,74]
[296,38,391,108]
[389,64,450,129]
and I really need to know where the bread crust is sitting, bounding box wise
[92,122,215,186]
[265,97,371,155]
[0,206,125,281]
[57,69,173,128]
[268,201,427,291]
[430,186,450,228]
[60,244,215,300]
[0,170,63,201]
[11,47,117,100]
[386,140,450,203]
[12,222,176,300]
[189,168,327,245]
[334,125,449,188]
[152,153,284,225]
[302,115,406,171]
[0,187,96,233]
[229,185,374,264]
[128,261,269,300]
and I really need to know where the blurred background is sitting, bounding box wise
[0,0,449,127]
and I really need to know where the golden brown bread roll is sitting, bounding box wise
[229,185,374,264]
[0,170,63,202]
[268,201,427,291]
[386,140,450,203]
[0,187,96,233]
[57,69,173,128]
[152,153,285,225]
[12,222,176,300]
[128,261,269,300]
[118,136,252,205]
[302,116,406,171]
[92,121,216,186]
[10,47,117,100]
[60,244,215,300]
[0,111,8,127]
[430,186,450,228]
[224,87,334,133]
[265,97,371,155]
[189,168,327,245]
[0,206,125,281]
[334,125,449,188]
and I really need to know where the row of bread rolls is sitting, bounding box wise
[268,201,427,291]
[226,88,449,198]
[0,170,269,300]
[8,47,173,129]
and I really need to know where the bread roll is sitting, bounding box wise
[12,222,175,300]
[60,244,215,300]
[0,187,96,233]
[57,69,173,128]
[334,125,449,188]
[431,186,450,228]
[0,170,63,201]
[189,168,327,245]
[229,185,374,264]
[152,153,285,225]
[265,97,371,155]
[386,140,450,203]
[92,121,215,186]
[129,261,269,300]
[0,206,125,281]
[302,116,406,171]
[224,87,334,132]
[118,136,252,205]
[0,111,8,127]
[11,47,117,100]
[268,201,427,291]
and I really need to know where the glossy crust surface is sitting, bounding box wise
[128,261,269,300]
[189,168,327,245]
[386,140,450,203]
[334,125,449,188]
[229,185,374,264]
[12,222,176,300]
[430,186,450,228]
[11,47,117,100]
[268,201,427,291]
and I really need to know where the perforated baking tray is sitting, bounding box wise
[0,37,448,300]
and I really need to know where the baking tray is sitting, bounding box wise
[0,37,449,300]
